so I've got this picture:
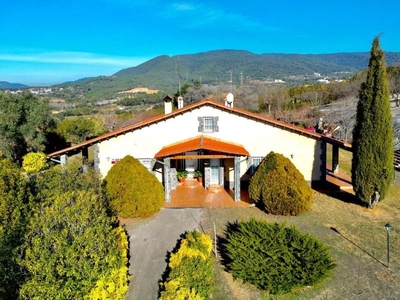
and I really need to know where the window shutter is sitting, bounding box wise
[198,117,204,132]
[214,116,219,132]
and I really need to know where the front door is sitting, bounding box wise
[210,159,220,184]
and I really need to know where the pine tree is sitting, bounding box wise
[352,36,394,207]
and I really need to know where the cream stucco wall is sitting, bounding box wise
[97,105,322,183]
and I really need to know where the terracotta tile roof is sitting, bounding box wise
[154,135,250,158]
[47,98,351,158]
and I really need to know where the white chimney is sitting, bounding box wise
[178,96,184,109]
[163,95,173,114]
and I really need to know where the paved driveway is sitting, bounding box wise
[125,208,202,300]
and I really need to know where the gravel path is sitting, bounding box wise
[125,208,202,300]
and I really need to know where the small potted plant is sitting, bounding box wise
[177,170,188,183]
[194,169,203,182]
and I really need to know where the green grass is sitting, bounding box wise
[326,144,353,176]
[200,183,400,299]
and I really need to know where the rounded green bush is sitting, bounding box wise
[221,219,336,295]
[249,151,312,216]
[104,155,164,218]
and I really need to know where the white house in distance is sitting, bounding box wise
[47,96,351,203]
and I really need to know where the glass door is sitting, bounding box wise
[210,159,220,184]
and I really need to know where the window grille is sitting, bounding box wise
[138,158,153,172]
[250,156,263,175]
[198,116,219,132]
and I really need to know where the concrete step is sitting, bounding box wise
[183,179,202,189]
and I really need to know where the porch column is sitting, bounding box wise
[320,141,327,182]
[234,156,240,202]
[164,158,171,203]
[204,164,210,189]
[332,144,339,174]
[60,154,68,166]
[93,144,100,172]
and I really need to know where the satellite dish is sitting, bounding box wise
[225,93,234,107]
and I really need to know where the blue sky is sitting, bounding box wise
[1,0,400,86]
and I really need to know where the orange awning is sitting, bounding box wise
[155,135,250,158]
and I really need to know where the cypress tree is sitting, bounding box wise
[352,36,394,207]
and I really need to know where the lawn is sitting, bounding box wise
[200,183,400,299]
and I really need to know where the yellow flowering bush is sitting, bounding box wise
[86,227,130,300]
[22,152,47,173]
[160,230,215,300]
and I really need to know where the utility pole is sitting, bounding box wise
[240,71,244,86]
[229,71,233,92]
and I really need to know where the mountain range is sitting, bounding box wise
[62,50,400,96]
[0,81,28,89]
[3,50,400,95]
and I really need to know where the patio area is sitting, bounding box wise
[164,179,254,208]
[164,167,354,208]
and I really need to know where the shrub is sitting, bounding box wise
[160,230,215,300]
[86,226,130,300]
[0,158,32,299]
[19,190,130,299]
[22,152,47,173]
[104,155,164,218]
[249,151,312,216]
[18,163,129,299]
[220,219,336,295]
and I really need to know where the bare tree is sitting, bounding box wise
[273,106,316,126]
[320,96,358,142]
[393,118,400,150]
[388,65,400,107]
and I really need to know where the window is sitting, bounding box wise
[138,158,153,172]
[198,116,219,133]
[249,156,263,175]
[203,117,214,132]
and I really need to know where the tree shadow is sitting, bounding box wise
[323,190,365,206]
[313,179,365,206]
[216,221,241,271]
[330,227,387,268]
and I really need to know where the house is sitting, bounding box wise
[47,96,352,203]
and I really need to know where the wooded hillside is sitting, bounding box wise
[55,50,400,98]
